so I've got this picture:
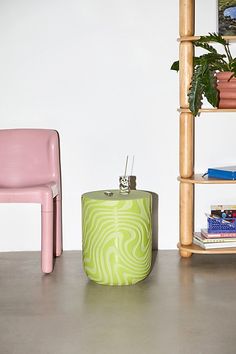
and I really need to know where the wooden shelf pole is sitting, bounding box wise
[179,42,193,108]
[179,182,194,257]
[179,0,194,257]
[179,0,195,37]
[179,112,193,178]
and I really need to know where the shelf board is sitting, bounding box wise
[178,174,236,184]
[178,36,236,42]
[178,243,236,254]
[178,108,236,113]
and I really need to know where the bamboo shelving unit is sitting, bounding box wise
[178,0,236,256]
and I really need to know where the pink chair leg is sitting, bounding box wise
[41,211,53,273]
[55,196,62,257]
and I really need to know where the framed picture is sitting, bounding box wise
[218,1,236,35]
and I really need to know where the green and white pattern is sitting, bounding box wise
[82,190,152,285]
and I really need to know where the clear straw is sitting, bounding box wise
[130,155,135,175]
[124,155,128,176]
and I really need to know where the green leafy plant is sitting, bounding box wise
[171,33,236,116]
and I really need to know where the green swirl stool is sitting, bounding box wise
[82,190,152,286]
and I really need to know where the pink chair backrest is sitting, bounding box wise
[0,129,61,188]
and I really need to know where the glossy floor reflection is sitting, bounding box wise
[1,251,236,354]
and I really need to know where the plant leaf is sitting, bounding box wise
[196,32,227,46]
[199,53,229,71]
[188,66,205,116]
[202,69,218,107]
[170,61,179,71]
[228,59,236,77]
[194,41,217,54]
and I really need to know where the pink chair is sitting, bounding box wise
[0,129,62,273]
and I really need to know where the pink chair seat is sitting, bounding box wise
[0,182,58,204]
[0,129,62,273]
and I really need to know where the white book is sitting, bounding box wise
[193,237,236,249]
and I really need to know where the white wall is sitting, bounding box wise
[1,0,235,251]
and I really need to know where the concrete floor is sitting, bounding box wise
[1,251,236,354]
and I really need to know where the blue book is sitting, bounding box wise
[207,166,236,180]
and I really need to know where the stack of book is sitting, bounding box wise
[193,229,236,249]
[193,205,236,249]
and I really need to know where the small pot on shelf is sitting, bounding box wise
[216,71,236,108]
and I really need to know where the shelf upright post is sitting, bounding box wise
[179,0,194,257]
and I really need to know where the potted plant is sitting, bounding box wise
[171,32,236,116]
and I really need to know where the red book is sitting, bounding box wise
[201,228,236,239]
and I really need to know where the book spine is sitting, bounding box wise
[197,235,236,243]
[208,170,234,180]
[193,237,236,249]
[211,205,236,210]
[201,229,236,238]
[193,238,207,249]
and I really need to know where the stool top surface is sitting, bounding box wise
[82,190,151,201]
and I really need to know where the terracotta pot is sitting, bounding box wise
[216,72,236,108]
